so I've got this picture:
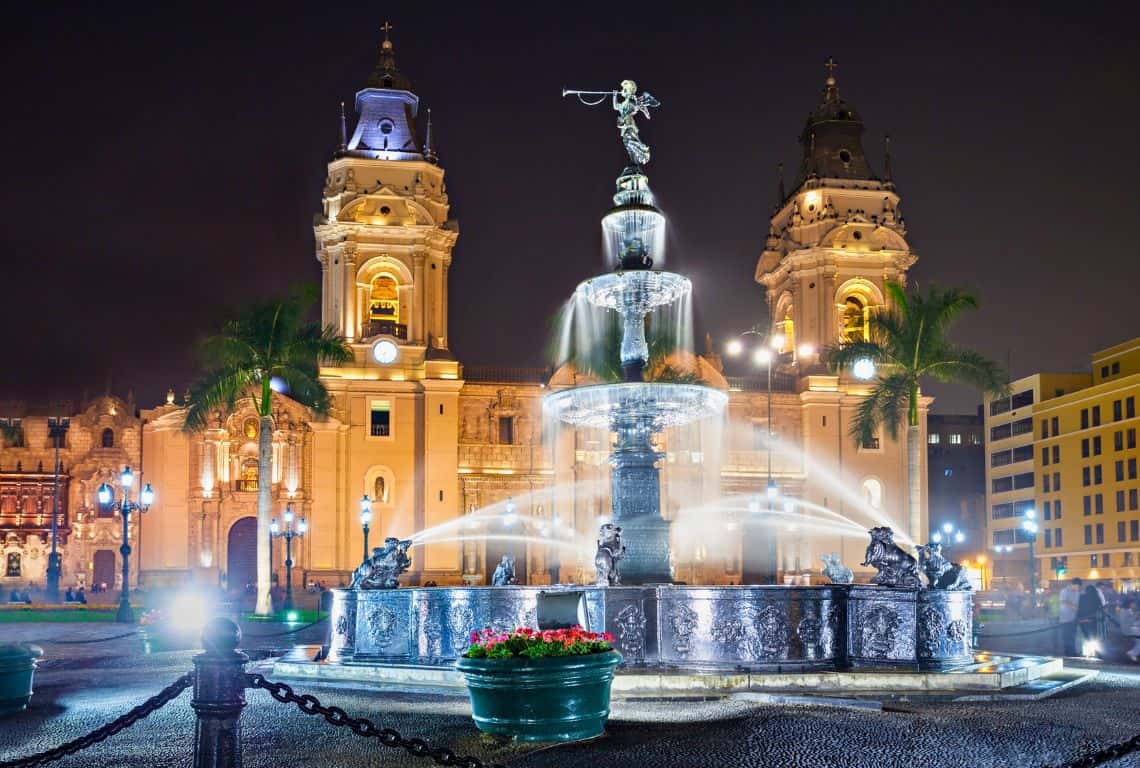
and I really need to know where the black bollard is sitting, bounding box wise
[192,617,248,768]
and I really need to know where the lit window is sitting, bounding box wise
[928,433,941,445]
[239,461,258,492]
[370,402,391,437]
[842,296,869,343]
[949,433,962,445]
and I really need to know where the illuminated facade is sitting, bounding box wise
[3,47,925,591]
[985,339,1140,589]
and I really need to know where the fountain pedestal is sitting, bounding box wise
[610,426,671,584]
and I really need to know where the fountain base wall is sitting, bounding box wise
[328,585,971,672]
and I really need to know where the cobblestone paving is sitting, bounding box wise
[2,622,1139,768]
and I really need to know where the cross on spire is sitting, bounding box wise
[381,21,393,39]
[824,56,838,81]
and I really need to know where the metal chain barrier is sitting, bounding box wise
[977,621,1071,639]
[29,628,140,645]
[246,673,505,768]
[0,672,194,768]
[1052,732,1140,768]
[241,615,328,639]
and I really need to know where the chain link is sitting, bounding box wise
[246,673,505,768]
[0,673,194,768]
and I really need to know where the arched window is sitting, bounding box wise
[862,478,883,510]
[369,275,400,323]
[238,460,259,492]
[777,307,795,355]
[843,296,868,343]
[101,428,114,448]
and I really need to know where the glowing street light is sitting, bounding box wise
[852,357,876,381]
[95,466,155,623]
[725,339,743,357]
[1022,508,1039,595]
[271,502,307,612]
[752,347,773,367]
[359,494,374,562]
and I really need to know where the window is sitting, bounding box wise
[1091,554,1099,568]
[991,450,1012,468]
[1115,431,1124,451]
[1055,528,1063,547]
[368,274,400,323]
[842,296,869,343]
[991,503,1016,519]
[498,417,514,445]
[1094,436,1102,455]
[928,433,941,445]
[0,418,24,447]
[1043,474,1051,493]
[1055,499,1062,519]
[1096,494,1104,514]
[1082,467,1090,486]
[1132,520,1140,541]
[1084,525,1092,545]
[990,423,1012,441]
[1101,366,1110,378]
[992,476,1013,494]
[1128,396,1136,418]
[1053,471,1060,490]
[1114,400,1123,421]
[1014,499,1036,517]
[1119,521,1127,542]
[1092,405,1101,426]
[1094,465,1103,485]
[1045,529,1052,548]
[990,397,1012,417]
[1082,438,1090,458]
[949,433,962,445]
[1044,500,1052,520]
[1104,553,1112,567]
[1083,496,1092,516]
[1012,417,1033,436]
[370,402,391,437]
[1051,417,1059,436]
[1096,524,1104,544]
[238,460,258,492]
[1117,461,1125,482]
[1126,553,1135,566]
[993,528,1037,546]
[1118,490,1126,512]
[1130,429,1137,449]
[1013,445,1034,463]
[1113,361,1122,375]
[1081,409,1089,430]
[1013,472,1035,490]
[1052,445,1060,463]
[1042,448,1050,466]
[1130,458,1138,479]
[101,428,114,448]
[970,433,982,445]
[1040,420,1049,439]
[861,434,881,450]
[1131,489,1139,511]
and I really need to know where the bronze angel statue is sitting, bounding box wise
[564,79,661,167]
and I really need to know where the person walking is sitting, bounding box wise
[1058,578,1082,656]
[1076,584,1106,656]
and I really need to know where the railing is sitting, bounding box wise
[364,320,408,340]
[724,373,798,393]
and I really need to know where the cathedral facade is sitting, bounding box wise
[0,41,926,594]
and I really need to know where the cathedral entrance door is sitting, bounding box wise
[92,549,115,590]
[484,525,527,585]
[226,517,258,594]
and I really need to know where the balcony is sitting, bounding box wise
[364,320,407,340]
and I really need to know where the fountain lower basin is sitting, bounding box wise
[327,585,972,672]
[542,382,727,431]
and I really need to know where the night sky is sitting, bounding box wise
[2,3,1137,413]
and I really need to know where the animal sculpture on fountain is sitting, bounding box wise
[861,527,922,589]
[350,537,412,590]
[916,541,973,591]
[820,553,854,584]
[594,523,626,586]
[491,554,517,586]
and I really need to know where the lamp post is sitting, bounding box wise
[96,466,155,623]
[46,416,70,603]
[359,494,373,562]
[1022,509,1039,597]
[931,521,966,557]
[271,503,307,612]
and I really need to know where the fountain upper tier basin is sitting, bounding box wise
[544,382,727,430]
[576,270,689,313]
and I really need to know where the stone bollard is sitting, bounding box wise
[192,617,248,768]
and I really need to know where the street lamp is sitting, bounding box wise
[96,466,154,623]
[359,494,373,562]
[931,522,966,553]
[271,503,307,612]
[1022,508,1039,595]
[46,416,70,602]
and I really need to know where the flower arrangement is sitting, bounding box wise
[463,626,615,659]
[139,609,165,626]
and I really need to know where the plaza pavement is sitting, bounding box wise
[2,621,1140,768]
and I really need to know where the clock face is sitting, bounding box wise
[372,339,399,365]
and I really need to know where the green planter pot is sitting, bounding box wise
[0,643,43,715]
[140,626,195,654]
[455,651,621,742]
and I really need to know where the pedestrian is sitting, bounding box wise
[65,586,75,602]
[77,586,87,604]
[1076,584,1105,655]
[1119,598,1140,663]
[1058,578,1082,656]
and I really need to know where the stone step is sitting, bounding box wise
[950,669,1098,701]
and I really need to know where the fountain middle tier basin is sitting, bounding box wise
[543,382,727,431]
[576,270,689,313]
[327,585,973,672]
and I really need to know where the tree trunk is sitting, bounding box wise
[907,423,922,543]
[254,414,273,616]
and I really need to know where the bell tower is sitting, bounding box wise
[756,58,915,367]
[315,24,458,376]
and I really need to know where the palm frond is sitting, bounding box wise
[923,347,1009,396]
[822,340,890,373]
[183,368,256,432]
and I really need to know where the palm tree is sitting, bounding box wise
[184,290,351,616]
[824,281,1007,540]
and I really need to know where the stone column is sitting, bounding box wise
[412,252,426,344]
[609,415,671,584]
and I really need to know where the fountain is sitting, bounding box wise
[312,81,986,685]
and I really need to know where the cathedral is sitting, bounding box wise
[0,38,926,593]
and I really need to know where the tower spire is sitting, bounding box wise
[338,101,347,151]
[424,107,438,163]
[823,56,840,104]
[366,21,413,91]
[883,133,893,185]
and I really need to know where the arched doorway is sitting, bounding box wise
[226,517,258,594]
[92,549,115,590]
